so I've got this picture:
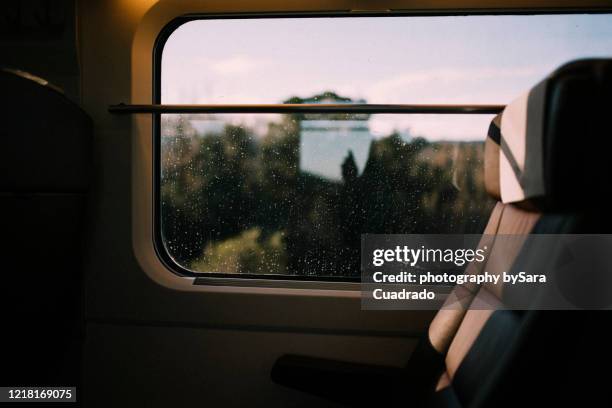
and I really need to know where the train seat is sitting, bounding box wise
[0,68,93,386]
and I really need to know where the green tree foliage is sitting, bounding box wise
[160,101,494,277]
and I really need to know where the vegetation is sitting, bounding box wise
[160,93,494,278]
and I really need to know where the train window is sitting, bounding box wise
[157,14,612,280]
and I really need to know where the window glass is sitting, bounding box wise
[159,15,612,278]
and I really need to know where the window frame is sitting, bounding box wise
[151,10,611,284]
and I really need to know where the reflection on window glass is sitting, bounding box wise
[159,15,612,278]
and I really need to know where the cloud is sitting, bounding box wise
[366,65,545,104]
[209,55,268,75]
[370,66,542,89]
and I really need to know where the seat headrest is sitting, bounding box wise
[484,59,612,211]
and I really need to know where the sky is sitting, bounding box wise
[161,14,612,140]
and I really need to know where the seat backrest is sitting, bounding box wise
[405,111,541,403]
[0,68,92,385]
[428,150,541,355]
[430,59,612,407]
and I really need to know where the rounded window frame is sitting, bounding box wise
[132,4,612,292]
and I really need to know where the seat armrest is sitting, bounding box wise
[271,354,405,406]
